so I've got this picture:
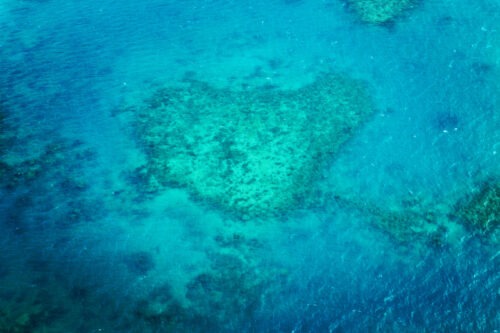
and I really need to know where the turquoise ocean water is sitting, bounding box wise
[0,0,499,332]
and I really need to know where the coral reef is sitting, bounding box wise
[332,193,453,248]
[129,74,374,219]
[0,267,72,333]
[0,290,53,333]
[184,252,265,328]
[456,179,499,235]
[345,0,416,24]
[331,177,500,247]
[0,105,119,331]
[133,233,286,332]
[0,96,104,233]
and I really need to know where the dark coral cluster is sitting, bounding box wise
[345,0,418,24]
[0,102,111,332]
[132,232,282,332]
[456,179,499,236]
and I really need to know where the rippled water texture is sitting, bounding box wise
[0,0,498,332]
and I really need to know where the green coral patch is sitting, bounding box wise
[132,74,373,218]
[346,0,416,24]
[457,180,500,234]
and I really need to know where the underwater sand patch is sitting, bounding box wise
[346,0,416,24]
[131,74,373,219]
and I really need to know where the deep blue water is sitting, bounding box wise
[0,0,499,332]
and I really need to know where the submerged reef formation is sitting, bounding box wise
[0,276,65,333]
[0,97,103,235]
[345,0,417,24]
[129,74,373,219]
[455,179,499,236]
[0,118,110,331]
[133,233,285,332]
[331,178,500,248]
[332,193,454,248]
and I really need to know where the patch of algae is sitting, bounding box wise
[346,0,417,24]
[456,180,500,235]
[132,74,373,219]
